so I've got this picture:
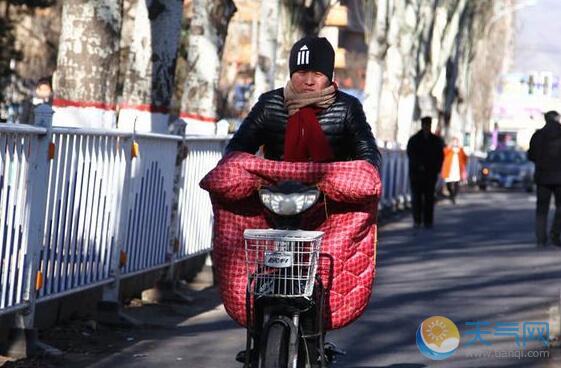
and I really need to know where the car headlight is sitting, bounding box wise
[259,189,320,216]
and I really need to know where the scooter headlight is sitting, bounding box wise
[259,189,320,216]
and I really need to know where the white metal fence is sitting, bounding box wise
[39,131,128,300]
[0,118,228,326]
[175,138,228,260]
[380,149,410,210]
[0,126,45,315]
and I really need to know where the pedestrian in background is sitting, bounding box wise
[19,77,53,124]
[528,110,561,248]
[407,116,445,229]
[441,137,468,204]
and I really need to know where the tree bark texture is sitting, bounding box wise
[253,0,280,101]
[362,0,389,137]
[180,0,236,135]
[416,0,468,118]
[119,0,183,133]
[53,0,122,128]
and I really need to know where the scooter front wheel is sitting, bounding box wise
[260,322,289,368]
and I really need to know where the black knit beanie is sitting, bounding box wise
[289,36,335,81]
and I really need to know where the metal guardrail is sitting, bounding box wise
[0,116,229,328]
[175,139,227,260]
[0,131,39,314]
[378,149,483,212]
[379,149,411,210]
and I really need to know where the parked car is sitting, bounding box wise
[477,150,534,192]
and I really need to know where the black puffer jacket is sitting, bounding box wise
[226,88,381,168]
[528,120,561,185]
[406,130,445,178]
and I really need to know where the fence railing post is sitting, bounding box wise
[153,133,194,303]
[6,105,54,358]
[97,135,139,325]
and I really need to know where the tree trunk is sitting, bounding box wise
[53,0,122,128]
[416,0,468,120]
[180,0,236,135]
[363,57,385,136]
[253,0,280,101]
[395,0,424,147]
[467,1,515,151]
[119,0,183,133]
[363,0,389,137]
[440,3,472,142]
[377,44,401,145]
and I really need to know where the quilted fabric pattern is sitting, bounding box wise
[200,152,381,330]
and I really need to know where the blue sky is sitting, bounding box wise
[513,0,561,76]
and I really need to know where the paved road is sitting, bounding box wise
[89,189,561,368]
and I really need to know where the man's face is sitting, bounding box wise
[36,84,52,99]
[290,70,330,93]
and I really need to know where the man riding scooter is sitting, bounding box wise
[201,36,382,367]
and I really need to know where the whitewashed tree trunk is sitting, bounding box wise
[253,0,280,101]
[395,0,424,147]
[363,57,385,136]
[396,92,416,148]
[53,0,122,128]
[119,0,183,133]
[378,0,415,146]
[362,0,389,136]
[377,45,401,145]
[180,0,236,135]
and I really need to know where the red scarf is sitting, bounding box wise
[284,107,333,162]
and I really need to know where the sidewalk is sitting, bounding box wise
[0,267,223,368]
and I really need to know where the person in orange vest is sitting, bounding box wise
[441,137,468,204]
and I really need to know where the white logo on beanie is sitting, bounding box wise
[296,45,309,66]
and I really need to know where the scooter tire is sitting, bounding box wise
[261,322,289,368]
